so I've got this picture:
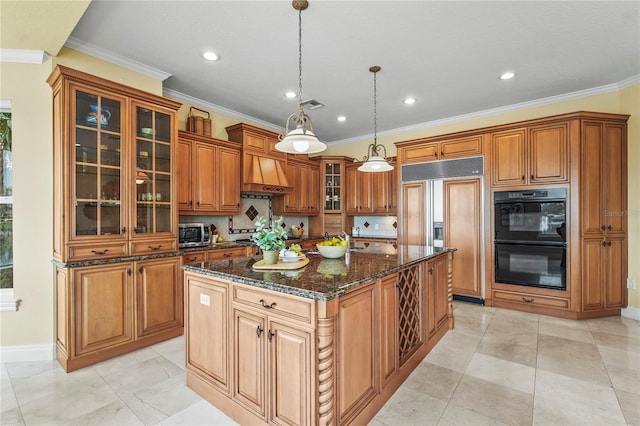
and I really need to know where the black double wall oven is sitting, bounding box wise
[494,188,567,290]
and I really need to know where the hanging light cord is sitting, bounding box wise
[298,8,303,111]
[373,67,378,148]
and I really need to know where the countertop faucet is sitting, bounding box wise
[342,231,350,245]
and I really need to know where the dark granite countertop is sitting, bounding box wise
[53,251,181,268]
[183,243,454,301]
[181,242,251,253]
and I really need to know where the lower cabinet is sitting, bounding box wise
[426,255,449,338]
[582,236,626,311]
[56,256,183,372]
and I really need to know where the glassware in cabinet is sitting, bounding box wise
[324,162,342,211]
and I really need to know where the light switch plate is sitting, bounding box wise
[627,278,636,290]
[200,293,210,306]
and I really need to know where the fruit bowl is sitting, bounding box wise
[316,243,348,259]
[291,228,303,238]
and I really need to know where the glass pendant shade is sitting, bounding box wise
[358,155,394,172]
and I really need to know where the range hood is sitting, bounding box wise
[242,153,292,194]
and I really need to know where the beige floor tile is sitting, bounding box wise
[482,324,539,349]
[59,399,142,426]
[607,364,640,395]
[614,388,640,426]
[536,348,611,387]
[465,353,536,394]
[538,320,595,343]
[587,316,640,336]
[538,333,602,362]
[425,331,479,373]
[476,339,537,368]
[592,330,640,352]
[402,361,463,402]
[534,369,625,423]
[449,375,533,425]
[450,313,492,335]
[598,344,640,372]
[98,355,184,394]
[158,399,238,425]
[371,385,447,426]
[538,313,592,331]
[437,403,509,426]
[490,308,540,332]
[0,407,24,426]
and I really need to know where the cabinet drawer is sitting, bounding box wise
[68,242,128,261]
[129,239,177,256]
[207,247,247,261]
[492,290,569,310]
[233,284,314,325]
[183,251,206,265]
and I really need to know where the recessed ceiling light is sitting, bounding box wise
[403,97,416,105]
[499,71,516,80]
[202,51,220,61]
[284,91,297,99]
[337,115,346,122]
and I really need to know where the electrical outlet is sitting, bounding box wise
[200,293,210,306]
[627,278,636,290]
[374,223,380,231]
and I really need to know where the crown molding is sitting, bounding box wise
[163,88,285,135]
[64,37,172,81]
[330,75,640,146]
[0,49,49,64]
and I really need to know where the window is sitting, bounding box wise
[0,107,15,310]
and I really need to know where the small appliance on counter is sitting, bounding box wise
[179,223,211,248]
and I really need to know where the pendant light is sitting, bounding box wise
[358,66,393,172]
[275,0,327,154]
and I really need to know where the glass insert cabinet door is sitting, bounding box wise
[133,104,173,236]
[73,88,125,238]
[324,162,341,211]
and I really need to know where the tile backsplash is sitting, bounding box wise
[179,194,310,241]
[352,216,398,238]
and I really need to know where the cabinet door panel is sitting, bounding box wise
[380,275,398,384]
[401,182,426,245]
[176,140,193,210]
[74,264,133,355]
[605,238,626,308]
[233,309,266,417]
[529,124,568,183]
[582,238,604,310]
[581,122,604,234]
[603,124,626,233]
[194,143,216,211]
[136,257,182,337]
[186,276,229,392]
[345,166,359,214]
[445,178,481,298]
[491,129,526,186]
[372,172,388,213]
[337,285,377,422]
[218,147,241,212]
[269,320,311,426]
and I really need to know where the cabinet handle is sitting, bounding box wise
[607,241,612,247]
[196,201,200,207]
[127,268,132,276]
[522,297,534,303]
[530,174,534,180]
[236,203,240,207]
[440,151,444,157]
[259,299,277,309]
[189,200,193,207]
[428,267,433,274]
[256,325,263,338]
[607,225,612,231]
[267,330,274,341]
[91,249,109,255]
[601,225,606,231]
[187,256,197,262]
[602,240,607,247]
[148,245,162,251]
[223,252,232,257]
[521,175,525,181]
[138,267,143,274]
[121,227,127,234]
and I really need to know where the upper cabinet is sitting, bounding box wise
[49,66,181,262]
[345,161,397,216]
[398,135,483,164]
[177,131,241,215]
[226,123,291,194]
[273,157,320,216]
[490,122,569,187]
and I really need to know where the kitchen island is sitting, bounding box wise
[183,243,455,426]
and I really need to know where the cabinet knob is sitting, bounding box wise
[530,174,534,180]
[127,269,132,276]
[601,225,606,231]
[440,151,444,157]
[189,200,193,207]
[121,227,126,234]
[267,330,274,341]
[428,267,433,274]
[602,240,607,247]
[607,241,612,247]
[148,245,162,251]
[521,175,525,181]
[138,266,143,274]
[223,252,232,257]
[196,201,200,207]
[256,325,263,338]
[607,225,612,231]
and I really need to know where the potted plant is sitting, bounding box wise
[250,216,288,264]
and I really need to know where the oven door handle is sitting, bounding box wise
[494,240,566,247]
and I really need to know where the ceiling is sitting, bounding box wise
[10,1,640,144]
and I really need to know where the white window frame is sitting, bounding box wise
[0,99,17,311]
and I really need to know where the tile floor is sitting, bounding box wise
[1,301,639,425]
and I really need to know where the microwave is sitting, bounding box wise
[179,223,211,248]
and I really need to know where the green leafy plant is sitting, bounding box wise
[0,113,11,152]
[250,216,288,251]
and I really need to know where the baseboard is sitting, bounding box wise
[621,306,640,321]
[0,343,56,363]
[453,294,485,305]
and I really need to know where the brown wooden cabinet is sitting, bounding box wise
[345,164,373,215]
[397,135,483,164]
[445,178,482,298]
[49,65,181,262]
[177,131,241,215]
[426,255,449,339]
[273,158,320,215]
[379,274,398,386]
[490,122,569,187]
[372,166,398,214]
